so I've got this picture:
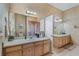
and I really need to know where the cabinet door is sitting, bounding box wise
[6,50,22,56]
[44,40,50,54]
[35,45,43,56]
[23,47,34,56]
[53,37,59,48]
[60,37,67,48]
[66,36,71,44]
[34,41,43,56]
[23,43,34,56]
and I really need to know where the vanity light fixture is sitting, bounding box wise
[54,18,62,22]
[26,10,37,15]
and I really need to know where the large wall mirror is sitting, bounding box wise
[8,13,54,41]
[8,12,42,40]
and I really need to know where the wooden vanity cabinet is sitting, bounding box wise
[53,35,72,48]
[34,41,44,56]
[3,39,50,56]
[23,43,34,56]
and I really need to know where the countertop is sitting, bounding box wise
[53,34,70,37]
[3,37,50,48]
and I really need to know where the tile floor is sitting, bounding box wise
[47,44,79,56]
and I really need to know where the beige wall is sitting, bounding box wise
[63,6,79,45]
[10,3,63,19]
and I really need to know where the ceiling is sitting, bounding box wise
[49,3,79,11]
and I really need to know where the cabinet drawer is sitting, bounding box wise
[34,41,43,45]
[44,40,49,44]
[23,43,34,48]
[5,45,22,53]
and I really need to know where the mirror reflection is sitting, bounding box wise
[7,12,46,41]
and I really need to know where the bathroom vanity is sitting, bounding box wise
[53,17,73,48]
[2,12,53,56]
[53,34,72,48]
[2,37,50,56]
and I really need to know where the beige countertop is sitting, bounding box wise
[3,37,50,48]
[53,34,70,37]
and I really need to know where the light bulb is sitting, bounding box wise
[27,10,30,13]
[33,12,37,15]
